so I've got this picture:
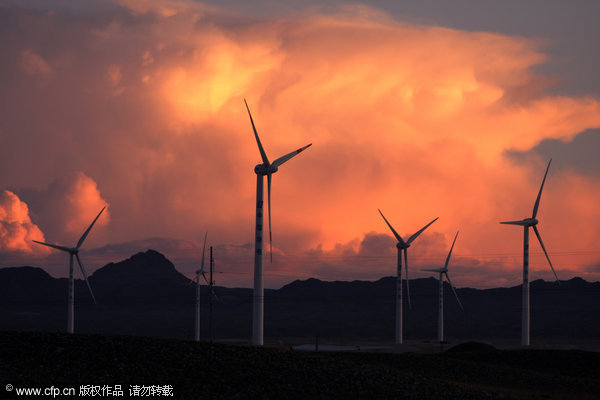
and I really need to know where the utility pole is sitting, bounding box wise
[209,246,214,343]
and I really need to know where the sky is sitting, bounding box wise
[1,0,599,289]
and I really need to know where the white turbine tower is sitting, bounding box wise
[32,206,105,334]
[378,209,438,344]
[500,159,559,346]
[244,99,312,346]
[194,231,208,342]
[422,231,463,344]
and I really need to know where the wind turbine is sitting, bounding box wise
[500,159,559,346]
[194,231,209,342]
[422,231,463,344]
[378,209,438,344]
[32,206,105,334]
[244,99,312,346]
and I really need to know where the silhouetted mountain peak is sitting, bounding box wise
[86,249,192,304]
[125,249,173,269]
[133,249,168,263]
[281,277,322,291]
[566,276,587,285]
[90,249,188,284]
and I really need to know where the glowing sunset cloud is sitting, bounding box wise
[0,191,46,254]
[0,1,599,288]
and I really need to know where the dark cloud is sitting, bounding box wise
[506,129,600,177]
[358,231,395,257]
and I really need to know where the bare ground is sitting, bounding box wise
[1,331,599,399]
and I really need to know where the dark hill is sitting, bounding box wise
[1,251,600,344]
[0,266,63,304]
[89,250,192,304]
[279,276,396,301]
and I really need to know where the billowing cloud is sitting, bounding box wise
[18,172,110,247]
[20,49,54,77]
[1,1,599,287]
[0,190,46,254]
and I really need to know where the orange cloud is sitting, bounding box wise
[20,49,54,77]
[61,172,110,235]
[18,173,110,247]
[1,3,599,286]
[0,191,46,254]
[146,7,600,285]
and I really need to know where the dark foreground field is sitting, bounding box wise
[1,331,599,400]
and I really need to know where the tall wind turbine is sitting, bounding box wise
[244,99,312,346]
[500,159,559,346]
[422,231,463,344]
[378,209,438,344]
[194,231,208,342]
[32,207,105,334]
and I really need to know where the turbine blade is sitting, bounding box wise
[422,268,445,272]
[404,249,411,309]
[268,172,273,263]
[32,240,72,253]
[76,207,106,249]
[533,226,560,283]
[445,272,463,310]
[377,209,405,246]
[75,253,97,304]
[201,272,209,285]
[532,159,552,219]
[272,144,312,168]
[406,217,439,245]
[500,220,528,226]
[200,231,207,273]
[444,231,459,269]
[211,288,220,302]
[244,98,270,166]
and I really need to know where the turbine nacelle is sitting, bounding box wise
[526,218,538,226]
[254,163,278,175]
[395,242,409,250]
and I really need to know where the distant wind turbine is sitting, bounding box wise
[500,159,559,346]
[422,231,463,344]
[32,207,105,334]
[378,209,438,344]
[244,99,312,346]
[194,231,209,342]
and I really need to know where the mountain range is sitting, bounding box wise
[1,249,599,345]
